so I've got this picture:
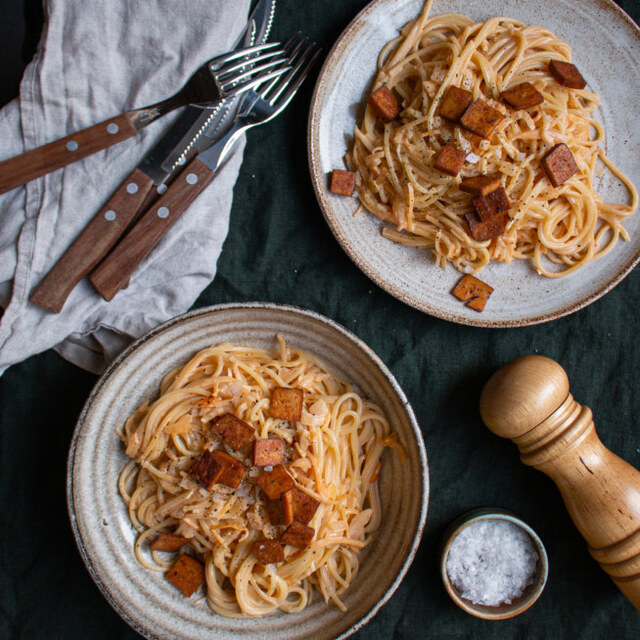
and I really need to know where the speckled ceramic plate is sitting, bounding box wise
[66,303,428,640]
[308,0,640,327]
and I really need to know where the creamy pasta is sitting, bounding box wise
[117,336,399,616]
[347,0,637,277]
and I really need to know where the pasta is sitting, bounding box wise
[117,336,398,617]
[347,0,637,277]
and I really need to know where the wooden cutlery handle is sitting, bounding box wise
[90,157,215,301]
[0,113,138,195]
[29,168,154,313]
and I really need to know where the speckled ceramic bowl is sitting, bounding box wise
[66,303,428,640]
[440,509,548,620]
[308,0,640,327]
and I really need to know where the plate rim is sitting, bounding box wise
[66,301,429,640]
[307,0,640,328]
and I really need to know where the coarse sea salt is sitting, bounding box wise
[446,519,538,607]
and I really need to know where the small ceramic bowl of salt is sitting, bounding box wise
[440,509,548,620]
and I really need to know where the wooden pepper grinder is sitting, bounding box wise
[479,355,640,611]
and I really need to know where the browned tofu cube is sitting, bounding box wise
[212,450,245,489]
[281,522,315,549]
[210,413,254,450]
[252,539,285,565]
[542,143,579,187]
[549,60,587,90]
[465,210,509,242]
[459,175,502,196]
[256,464,295,500]
[368,85,400,122]
[165,553,204,597]
[500,82,544,110]
[330,169,356,196]
[271,387,303,421]
[150,534,187,552]
[264,495,294,526]
[451,274,494,312]
[282,488,320,525]
[472,186,511,222]
[189,449,223,490]
[434,146,466,177]
[460,99,504,139]
[253,438,286,467]
[439,85,473,121]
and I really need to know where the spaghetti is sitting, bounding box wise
[117,337,396,617]
[347,0,637,277]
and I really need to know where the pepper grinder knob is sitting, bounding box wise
[480,355,640,611]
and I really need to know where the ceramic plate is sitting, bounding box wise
[67,303,428,640]
[308,0,640,327]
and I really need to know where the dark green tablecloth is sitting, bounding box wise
[2,1,640,638]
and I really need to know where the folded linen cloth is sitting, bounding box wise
[0,0,252,375]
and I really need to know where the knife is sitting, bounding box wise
[29,0,276,313]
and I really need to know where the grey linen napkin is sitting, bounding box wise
[0,0,251,375]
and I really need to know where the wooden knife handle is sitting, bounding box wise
[29,168,154,313]
[0,112,138,195]
[90,157,215,301]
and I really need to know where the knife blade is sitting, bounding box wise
[29,0,276,313]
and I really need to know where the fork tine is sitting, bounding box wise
[208,41,281,68]
[216,49,287,82]
[284,35,309,63]
[254,34,307,100]
[218,56,289,91]
[224,66,291,100]
[266,44,322,108]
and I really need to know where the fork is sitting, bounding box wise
[89,35,321,301]
[0,42,289,195]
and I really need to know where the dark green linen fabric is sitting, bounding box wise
[1,1,640,638]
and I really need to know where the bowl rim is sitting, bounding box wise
[439,508,549,620]
[66,301,430,639]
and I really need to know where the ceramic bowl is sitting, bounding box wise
[67,302,429,639]
[440,509,548,620]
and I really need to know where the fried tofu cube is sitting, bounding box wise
[434,145,466,177]
[270,387,303,421]
[150,534,187,552]
[542,143,579,187]
[256,464,295,500]
[264,495,294,526]
[459,175,502,196]
[253,438,286,467]
[189,449,223,490]
[452,274,494,312]
[212,450,245,489]
[166,553,204,597]
[472,186,511,222]
[439,85,474,121]
[549,60,587,90]
[368,85,400,122]
[500,82,544,110]
[281,522,315,549]
[252,539,285,565]
[210,413,254,450]
[460,99,504,139]
[282,488,320,525]
[190,449,244,490]
[465,210,509,242]
[330,169,356,196]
